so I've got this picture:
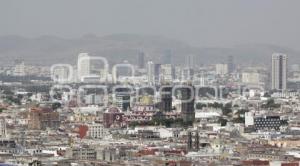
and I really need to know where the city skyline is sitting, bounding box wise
[1,1,300,165]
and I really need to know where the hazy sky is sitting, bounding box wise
[1,0,300,49]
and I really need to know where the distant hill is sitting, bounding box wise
[0,34,299,67]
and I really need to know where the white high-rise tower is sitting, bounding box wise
[147,61,155,85]
[77,53,91,82]
[272,53,287,90]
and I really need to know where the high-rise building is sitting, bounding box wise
[160,86,173,112]
[197,72,209,86]
[242,72,261,85]
[185,54,194,69]
[147,61,155,85]
[154,64,161,85]
[215,64,228,75]
[77,53,91,82]
[114,88,131,111]
[179,85,195,123]
[272,53,287,90]
[187,131,193,151]
[13,60,26,76]
[115,93,130,111]
[52,66,70,83]
[181,68,194,81]
[227,55,235,73]
[137,51,145,69]
[160,64,174,84]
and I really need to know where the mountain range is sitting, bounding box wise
[0,34,299,67]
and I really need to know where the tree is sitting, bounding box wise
[232,117,245,123]
[222,103,232,116]
[196,103,207,109]
[219,118,228,126]
[261,98,281,109]
[222,108,232,116]
[52,102,62,110]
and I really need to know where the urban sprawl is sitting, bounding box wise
[0,52,299,166]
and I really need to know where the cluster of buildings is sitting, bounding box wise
[0,59,50,78]
[0,51,300,165]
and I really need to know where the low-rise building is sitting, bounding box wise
[87,123,106,139]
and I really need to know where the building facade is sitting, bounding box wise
[215,64,228,75]
[160,86,173,112]
[272,53,287,90]
[87,123,105,139]
[180,85,195,123]
[77,53,91,82]
[28,107,60,130]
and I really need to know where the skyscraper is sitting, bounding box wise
[77,53,90,82]
[114,88,131,111]
[147,61,155,85]
[181,68,194,81]
[179,85,195,123]
[147,61,161,85]
[137,51,145,69]
[227,55,235,73]
[185,54,194,69]
[160,86,173,112]
[13,60,26,76]
[272,53,287,90]
[187,131,193,151]
[160,64,174,84]
[52,65,71,83]
[154,64,161,85]
[215,64,228,75]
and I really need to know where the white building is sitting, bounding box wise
[147,61,155,85]
[114,93,131,111]
[160,64,174,83]
[77,53,91,82]
[87,123,105,139]
[193,72,209,86]
[242,72,260,85]
[13,61,26,76]
[81,75,101,83]
[181,68,194,81]
[52,66,70,83]
[215,64,228,75]
[245,112,254,127]
[117,75,148,85]
[99,69,109,82]
[272,53,287,90]
[185,54,194,69]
